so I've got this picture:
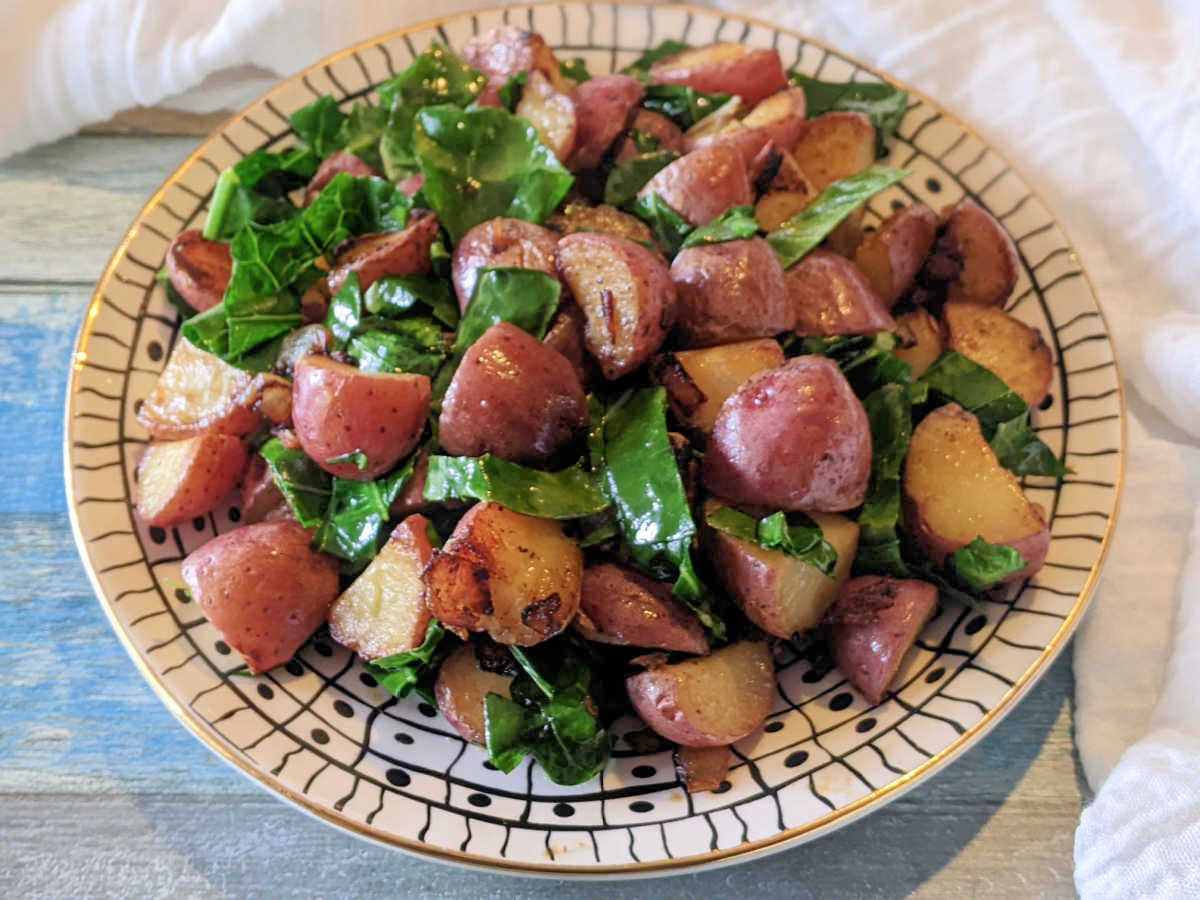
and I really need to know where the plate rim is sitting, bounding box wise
[63,0,1127,878]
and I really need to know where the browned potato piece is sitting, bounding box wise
[462,25,564,103]
[740,87,808,151]
[138,337,267,439]
[613,108,686,161]
[650,338,784,433]
[291,356,430,480]
[755,180,815,231]
[943,302,1053,407]
[434,644,515,744]
[829,576,939,705]
[638,142,754,227]
[166,230,231,312]
[182,520,339,673]
[922,198,1020,307]
[542,301,595,386]
[670,238,792,347]
[824,207,867,259]
[274,323,331,379]
[573,563,708,653]
[515,69,577,164]
[791,112,876,192]
[854,203,938,307]
[303,150,379,206]
[893,307,944,379]
[566,74,645,171]
[786,250,897,337]
[626,641,774,747]
[326,210,438,295]
[328,515,434,660]
[438,322,588,464]
[675,745,733,794]
[556,232,676,379]
[704,502,859,638]
[423,503,583,646]
[545,203,658,250]
[451,217,560,312]
[650,43,787,108]
[904,404,1049,577]
[679,97,744,152]
[135,435,247,527]
[703,356,871,511]
[239,454,287,524]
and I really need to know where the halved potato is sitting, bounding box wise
[625,641,774,747]
[756,190,812,232]
[823,207,867,259]
[675,745,733,794]
[239,454,288,524]
[515,69,577,164]
[791,112,876,192]
[423,502,583,646]
[542,301,595,386]
[741,87,808,150]
[434,643,515,745]
[166,230,232,312]
[903,404,1049,577]
[942,302,1053,407]
[566,74,645,171]
[573,563,708,653]
[461,25,564,102]
[556,232,676,379]
[650,338,784,432]
[135,434,247,527]
[921,198,1020,307]
[328,515,434,661]
[854,203,938,307]
[326,210,438,295]
[893,307,944,379]
[613,108,685,161]
[650,43,787,108]
[545,203,658,249]
[785,250,896,337]
[451,217,560,312]
[637,142,754,227]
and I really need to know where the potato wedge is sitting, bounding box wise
[613,108,685,161]
[920,198,1020,307]
[515,69,577,164]
[165,230,232,312]
[542,301,595,386]
[434,643,515,745]
[823,206,867,259]
[566,74,645,171]
[626,641,774,747]
[785,250,897,337]
[135,435,247,527]
[829,576,938,705]
[854,203,938,307]
[182,520,339,673]
[893,307,944,379]
[239,454,288,524]
[138,337,268,439]
[573,563,708,653]
[451,217,560,312]
[461,25,564,100]
[903,404,1049,577]
[675,745,733,794]
[326,210,438,295]
[755,189,813,232]
[740,86,808,151]
[791,112,876,192]
[650,43,787,108]
[943,302,1053,407]
[650,338,784,433]
[556,232,676,379]
[303,150,379,206]
[638,142,754,227]
[423,503,583,646]
[545,203,658,249]
[328,515,434,660]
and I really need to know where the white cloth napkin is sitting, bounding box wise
[6,0,1200,893]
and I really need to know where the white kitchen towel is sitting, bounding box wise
[5,0,1200,894]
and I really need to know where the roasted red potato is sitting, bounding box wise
[670,238,792,347]
[182,520,339,673]
[545,203,658,250]
[942,302,1053,408]
[135,434,247,527]
[573,563,709,654]
[739,86,808,151]
[638,142,754,227]
[434,643,515,744]
[704,502,860,638]
[273,323,331,379]
[423,502,583,646]
[703,356,872,512]
[675,745,733,794]
[461,25,564,104]
[791,112,876,192]
[921,198,1020,307]
[785,249,897,337]
[515,69,577,164]
[893,307,944,379]
[451,217,560,312]
[326,210,438,295]
[613,108,686,161]
[854,203,938,307]
[650,338,784,433]
[556,232,676,379]
[650,43,787,108]
[438,321,589,464]
[626,641,774,747]
[823,207,867,259]
[397,172,424,197]
[291,356,430,480]
[166,230,231,312]
[328,515,435,660]
[541,301,595,386]
[239,454,288,524]
[903,404,1050,577]
[829,576,939,705]
[303,150,380,206]
[566,74,645,171]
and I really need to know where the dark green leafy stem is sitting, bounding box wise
[630,192,693,254]
[453,267,561,352]
[767,167,909,268]
[203,149,318,242]
[326,451,369,471]
[788,73,909,156]
[337,104,388,172]
[705,506,837,576]
[679,205,759,250]
[622,40,692,76]
[603,150,679,209]
[853,384,912,578]
[951,538,1026,592]
[364,621,453,703]
[312,455,417,566]
[641,84,732,130]
[258,438,332,528]
[423,455,610,518]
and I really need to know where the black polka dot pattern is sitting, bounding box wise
[629,801,654,813]
[284,661,303,677]
[214,641,230,656]
[631,765,656,779]
[311,728,329,745]
[926,667,946,683]
[333,700,354,718]
[764,721,784,733]
[386,768,410,787]
[395,733,414,745]
[784,751,809,768]
[147,340,164,361]
[856,718,877,734]
[257,683,274,701]
[417,702,437,718]
[553,802,575,818]
[467,793,491,808]
[148,526,166,544]
[965,615,988,636]
[830,693,853,711]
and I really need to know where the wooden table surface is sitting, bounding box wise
[0,114,1088,898]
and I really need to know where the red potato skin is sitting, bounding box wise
[397,172,424,198]
[566,74,646,171]
[326,210,438,295]
[574,564,708,654]
[542,301,595,386]
[703,356,872,512]
[854,203,938,307]
[638,142,755,227]
[291,356,431,480]
[614,109,686,161]
[462,26,563,97]
[438,322,589,464]
[239,454,288,524]
[829,577,939,705]
[904,499,1052,583]
[451,218,560,312]
[166,230,231,313]
[135,434,248,527]
[922,198,1020,307]
[303,150,380,206]
[182,520,339,674]
[651,44,787,108]
[786,250,897,336]
[670,238,793,347]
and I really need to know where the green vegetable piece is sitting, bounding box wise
[377,43,487,110]
[799,332,912,393]
[629,192,693,255]
[289,95,347,159]
[258,438,332,528]
[326,271,364,348]
[498,72,529,111]
[603,150,679,209]
[364,621,451,702]
[989,411,1069,477]
[788,73,909,155]
[452,267,561,352]
[853,384,913,578]
[622,40,692,76]
[423,455,610,519]
[767,167,908,268]
[951,537,1026,592]
[312,455,417,565]
[326,451,369,471]
[379,106,420,182]
[337,103,388,171]
[679,205,759,250]
[365,274,459,328]
[203,148,319,242]
[641,84,732,129]
[347,328,446,376]
[559,58,592,83]
[705,506,837,575]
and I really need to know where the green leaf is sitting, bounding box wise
[641,84,733,130]
[377,43,487,110]
[453,267,560,352]
[629,192,693,254]
[603,150,679,209]
[767,167,909,268]
[379,106,420,182]
[337,103,388,171]
[989,412,1069,477]
[705,505,837,575]
[289,95,347,159]
[202,149,319,242]
[630,130,661,153]
[312,455,417,565]
[950,537,1026,592]
[498,72,529,111]
[364,621,452,702]
[347,324,447,376]
[789,73,909,155]
[680,205,759,250]
[414,105,574,243]
[259,438,332,528]
[853,384,913,578]
[326,451,369,471]
[622,40,691,76]
[423,455,610,518]
[365,274,459,328]
[799,332,912,394]
[559,58,592,83]
[325,271,364,348]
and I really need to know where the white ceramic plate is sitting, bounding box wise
[65,2,1124,876]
